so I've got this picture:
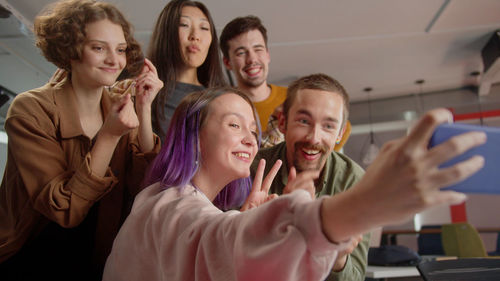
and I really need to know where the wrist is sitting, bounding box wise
[137,106,152,120]
[96,130,122,144]
[135,103,151,114]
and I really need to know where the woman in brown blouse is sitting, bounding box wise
[0,1,162,280]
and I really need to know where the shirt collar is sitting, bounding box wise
[53,77,84,139]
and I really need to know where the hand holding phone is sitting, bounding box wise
[429,123,500,194]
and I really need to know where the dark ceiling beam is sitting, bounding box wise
[425,0,450,33]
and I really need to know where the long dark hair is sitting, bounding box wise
[148,0,226,138]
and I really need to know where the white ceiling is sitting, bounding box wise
[1,0,500,103]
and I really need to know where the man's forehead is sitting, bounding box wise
[290,89,344,115]
[229,29,266,48]
[295,88,340,102]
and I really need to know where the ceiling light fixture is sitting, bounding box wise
[361,87,379,167]
[470,71,484,125]
[414,79,425,117]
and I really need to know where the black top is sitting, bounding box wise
[157,82,205,141]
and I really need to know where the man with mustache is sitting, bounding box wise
[250,73,369,281]
[220,15,287,147]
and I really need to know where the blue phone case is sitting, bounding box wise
[429,123,500,194]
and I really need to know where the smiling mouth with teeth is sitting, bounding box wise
[234,152,250,159]
[245,68,260,75]
[302,148,320,155]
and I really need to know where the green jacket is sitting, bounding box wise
[251,142,369,281]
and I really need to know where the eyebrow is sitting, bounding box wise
[253,44,266,49]
[233,44,266,53]
[296,109,339,123]
[180,15,209,22]
[222,112,257,127]
[233,46,247,54]
[87,39,127,46]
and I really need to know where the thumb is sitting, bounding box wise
[266,194,279,202]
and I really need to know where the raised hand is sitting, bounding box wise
[90,93,139,177]
[101,93,139,138]
[134,58,163,111]
[355,108,486,226]
[321,108,487,243]
[241,159,282,211]
[282,167,319,199]
[132,58,162,152]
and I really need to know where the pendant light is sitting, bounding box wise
[414,79,425,117]
[361,87,379,166]
[471,71,484,125]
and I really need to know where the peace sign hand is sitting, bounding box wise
[241,159,282,211]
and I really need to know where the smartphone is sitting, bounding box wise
[429,123,500,194]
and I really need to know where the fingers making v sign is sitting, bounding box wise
[241,159,282,211]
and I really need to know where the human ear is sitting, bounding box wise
[278,112,286,134]
[336,125,346,144]
[223,57,232,71]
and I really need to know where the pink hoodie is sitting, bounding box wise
[103,183,347,281]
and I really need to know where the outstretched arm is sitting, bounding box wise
[320,108,486,243]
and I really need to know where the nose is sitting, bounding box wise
[245,50,257,65]
[242,128,257,147]
[189,27,200,41]
[104,50,117,66]
[305,125,321,144]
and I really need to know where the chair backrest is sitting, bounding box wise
[496,231,500,252]
[488,231,500,256]
[417,225,445,255]
[441,222,487,258]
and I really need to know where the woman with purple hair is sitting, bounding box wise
[103,86,485,281]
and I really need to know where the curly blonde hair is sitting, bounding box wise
[34,0,143,76]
